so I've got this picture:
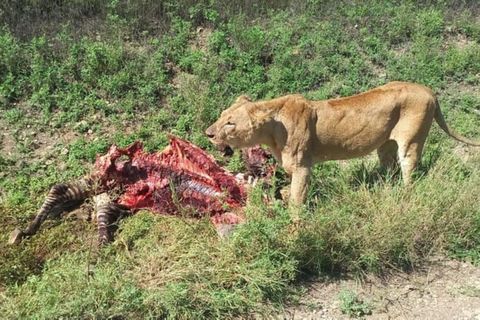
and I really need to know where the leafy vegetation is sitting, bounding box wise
[1,0,480,318]
[336,287,372,318]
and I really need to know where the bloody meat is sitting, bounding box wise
[9,135,275,244]
[92,134,249,226]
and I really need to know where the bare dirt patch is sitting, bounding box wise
[0,122,16,158]
[280,257,480,319]
[391,42,412,59]
[192,26,213,52]
[444,30,477,50]
[442,81,480,101]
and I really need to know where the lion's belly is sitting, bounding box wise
[313,139,385,161]
[314,143,382,161]
[312,101,401,161]
[313,117,394,161]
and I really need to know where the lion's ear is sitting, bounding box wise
[247,104,273,127]
[236,95,252,103]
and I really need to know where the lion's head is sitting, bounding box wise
[206,95,261,156]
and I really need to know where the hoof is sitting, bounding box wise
[9,229,25,245]
[98,235,113,246]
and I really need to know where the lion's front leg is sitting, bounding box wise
[290,167,312,204]
[289,166,312,221]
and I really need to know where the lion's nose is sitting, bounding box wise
[205,127,215,139]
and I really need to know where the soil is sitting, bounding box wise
[280,256,480,319]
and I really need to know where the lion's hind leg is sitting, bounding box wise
[377,140,400,174]
[397,141,425,185]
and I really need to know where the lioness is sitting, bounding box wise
[206,81,480,205]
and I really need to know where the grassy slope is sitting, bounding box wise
[1,0,480,318]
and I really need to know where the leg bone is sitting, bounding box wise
[9,179,91,245]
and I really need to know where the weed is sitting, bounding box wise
[458,285,480,298]
[336,287,372,318]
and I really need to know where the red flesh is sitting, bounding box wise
[242,146,278,179]
[92,135,248,226]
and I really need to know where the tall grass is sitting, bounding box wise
[2,152,480,318]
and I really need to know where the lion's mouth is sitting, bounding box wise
[208,139,234,157]
[221,145,234,157]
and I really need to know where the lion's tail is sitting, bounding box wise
[434,97,480,146]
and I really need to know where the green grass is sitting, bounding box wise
[2,0,480,318]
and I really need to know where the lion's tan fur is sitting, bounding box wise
[206,81,480,204]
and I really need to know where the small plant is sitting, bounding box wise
[458,285,480,298]
[336,287,372,318]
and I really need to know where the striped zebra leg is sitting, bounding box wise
[9,179,92,245]
[93,193,131,245]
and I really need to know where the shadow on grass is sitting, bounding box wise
[348,152,442,190]
[348,165,401,190]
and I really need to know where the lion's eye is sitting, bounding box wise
[225,121,235,126]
